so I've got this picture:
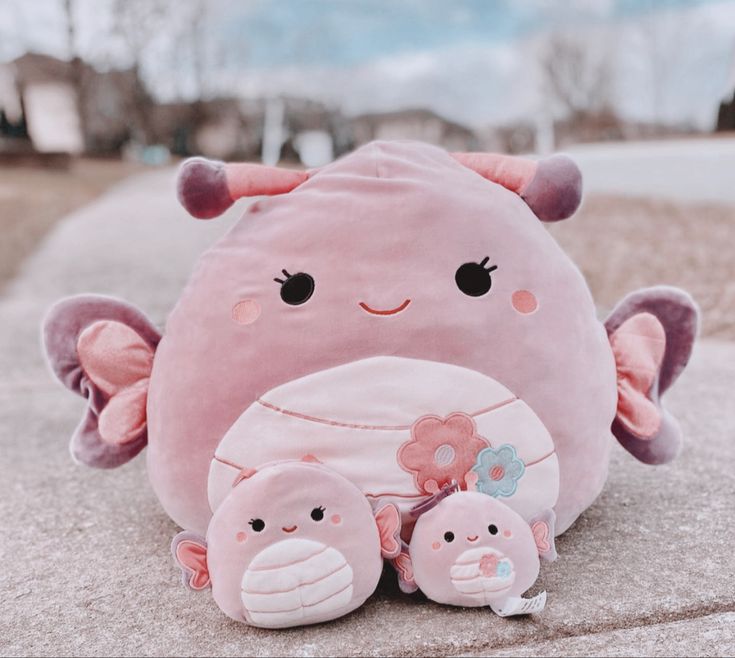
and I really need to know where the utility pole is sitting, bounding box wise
[63,0,87,152]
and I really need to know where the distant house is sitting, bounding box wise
[0,63,24,134]
[149,98,263,160]
[278,96,351,164]
[0,53,142,157]
[350,109,479,152]
[479,121,538,155]
[148,95,347,165]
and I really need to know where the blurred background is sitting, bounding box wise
[2,0,734,163]
[0,0,734,336]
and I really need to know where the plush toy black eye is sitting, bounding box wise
[274,270,314,305]
[488,524,499,536]
[443,531,455,543]
[455,257,498,297]
[310,506,325,521]
[249,518,265,532]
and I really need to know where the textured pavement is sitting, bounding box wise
[1,169,733,656]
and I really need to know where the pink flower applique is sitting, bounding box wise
[398,412,489,495]
[479,553,499,578]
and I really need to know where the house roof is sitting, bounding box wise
[351,108,475,137]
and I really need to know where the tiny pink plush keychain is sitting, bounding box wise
[172,458,401,628]
[403,487,556,616]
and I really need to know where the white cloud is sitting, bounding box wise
[229,40,541,128]
[216,2,735,131]
[1,0,732,131]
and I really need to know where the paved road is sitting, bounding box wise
[1,168,733,656]
[568,137,735,204]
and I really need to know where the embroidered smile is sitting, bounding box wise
[282,525,298,533]
[358,299,411,316]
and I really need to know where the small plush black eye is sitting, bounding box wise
[275,270,314,305]
[455,257,498,297]
[310,506,325,521]
[249,518,265,532]
[443,531,455,543]
[488,524,499,535]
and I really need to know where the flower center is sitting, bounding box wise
[480,553,498,577]
[433,443,456,466]
[489,465,505,481]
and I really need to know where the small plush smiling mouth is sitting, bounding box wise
[282,525,298,533]
[358,299,411,316]
[467,535,479,543]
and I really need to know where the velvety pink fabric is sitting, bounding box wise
[224,163,308,200]
[609,313,666,440]
[148,140,618,535]
[173,536,210,590]
[408,492,547,608]
[450,153,538,196]
[42,295,161,467]
[604,286,699,464]
[96,379,149,445]
[76,321,154,446]
[193,461,389,627]
[374,504,402,558]
[450,152,582,222]
[43,141,697,540]
[209,356,561,527]
[521,154,583,222]
[77,321,154,395]
[177,158,309,219]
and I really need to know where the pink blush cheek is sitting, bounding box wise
[236,531,247,543]
[503,529,513,539]
[331,514,342,525]
[511,289,538,315]
[432,541,441,551]
[232,299,261,325]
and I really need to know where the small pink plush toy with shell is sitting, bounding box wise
[172,458,401,628]
[400,487,556,616]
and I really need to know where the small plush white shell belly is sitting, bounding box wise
[450,547,515,606]
[241,539,354,627]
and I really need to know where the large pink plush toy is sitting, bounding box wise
[172,459,401,628]
[405,490,555,616]
[42,140,698,536]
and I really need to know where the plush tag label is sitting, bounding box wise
[491,591,547,617]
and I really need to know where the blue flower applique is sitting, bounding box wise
[471,444,525,498]
[496,560,512,579]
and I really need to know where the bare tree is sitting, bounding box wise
[537,30,622,147]
[625,4,700,125]
[111,0,171,144]
[168,0,233,102]
[540,31,615,117]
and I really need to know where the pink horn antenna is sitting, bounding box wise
[451,152,583,222]
[177,157,309,220]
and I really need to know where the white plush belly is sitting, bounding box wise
[241,539,354,628]
[210,356,559,521]
[450,547,515,605]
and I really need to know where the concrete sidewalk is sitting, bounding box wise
[1,169,733,656]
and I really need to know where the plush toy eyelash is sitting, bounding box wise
[479,257,499,273]
[273,269,292,284]
[248,519,257,526]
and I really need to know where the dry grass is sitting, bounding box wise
[0,158,146,289]
[548,195,735,340]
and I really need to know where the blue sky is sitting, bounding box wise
[2,0,734,129]
[232,0,542,68]
[228,0,728,68]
